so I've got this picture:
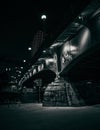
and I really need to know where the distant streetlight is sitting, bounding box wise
[41,14,47,32]
[41,14,47,48]
[28,47,32,51]
[41,14,47,20]
[23,59,26,63]
[21,66,23,69]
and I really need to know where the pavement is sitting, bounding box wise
[0,103,100,130]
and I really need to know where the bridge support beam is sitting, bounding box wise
[43,76,84,106]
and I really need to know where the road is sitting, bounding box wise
[0,103,100,130]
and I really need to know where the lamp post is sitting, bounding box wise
[41,14,47,41]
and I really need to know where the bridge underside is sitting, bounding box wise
[60,44,100,82]
[43,44,100,106]
[23,69,56,87]
[59,44,100,106]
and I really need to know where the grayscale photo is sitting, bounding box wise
[0,0,100,130]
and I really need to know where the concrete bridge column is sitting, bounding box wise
[43,76,82,106]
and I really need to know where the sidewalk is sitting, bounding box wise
[0,103,100,130]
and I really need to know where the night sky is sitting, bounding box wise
[0,0,91,62]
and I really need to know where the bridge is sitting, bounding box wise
[19,0,100,106]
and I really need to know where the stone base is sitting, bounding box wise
[43,77,68,106]
[43,77,83,107]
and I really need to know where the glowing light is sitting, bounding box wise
[41,14,47,20]
[43,50,46,53]
[46,58,54,65]
[78,15,83,20]
[28,47,32,51]
[23,59,26,63]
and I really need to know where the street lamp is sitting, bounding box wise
[41,14,47,32]
[23,59,26,63]
[28,47,32,51]
[41,14,47,21]
[41,14,47,48]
